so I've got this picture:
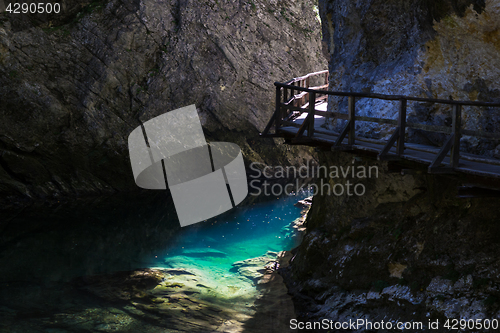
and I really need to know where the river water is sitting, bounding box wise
[0,191,307,332]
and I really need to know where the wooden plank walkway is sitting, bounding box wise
[261,70,500,181]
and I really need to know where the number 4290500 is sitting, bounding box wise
[6,3,61,14]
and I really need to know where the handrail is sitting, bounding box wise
[262,71,500,174]
[274,82,500,107]
[284,70,329,85]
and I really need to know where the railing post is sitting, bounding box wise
[308,91,316,137]
[306,77,310,89]
[451,104,462,168]
[275,85,282,133]
[301,80,306,106]
[397,98,407,156]
[348,96,355,145]
[290,82,295,107]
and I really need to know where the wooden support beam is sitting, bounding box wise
[450,104,462,168]
[275,86,282,133]
[295,117,310,138]
[428,133,455,172]
[334,120,351,147]
[348,96,356,145]
[397,99,407,156]
[261,110,277,136]
[308,91,316,138]
[378,127,400,160]
[355,116,397,125]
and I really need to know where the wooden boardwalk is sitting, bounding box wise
[261,70,500,182]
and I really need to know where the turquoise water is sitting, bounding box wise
[155,195,306,275]
[0,193,309,331]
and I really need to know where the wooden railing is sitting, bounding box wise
[261,71,500,173]
[263,70,329,139]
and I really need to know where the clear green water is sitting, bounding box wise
[154,195,306,276]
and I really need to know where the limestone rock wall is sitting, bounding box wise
[286,1,500,325]
[319,0,500,157]
[0,0,326,206]
[285,152,500,326]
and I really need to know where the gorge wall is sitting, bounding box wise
[286,152,500,329]
[319,0,500,157]
[283,0,500,329]
[0,0,326,207]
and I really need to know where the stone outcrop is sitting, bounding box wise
[0,0,325,206]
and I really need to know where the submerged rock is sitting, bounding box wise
[231,255,276,283]
[178,247,228,258]
[1,249,298,332]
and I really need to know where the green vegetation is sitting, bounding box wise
[280,9,290,22]
[313,5,321,23]
[442,16,459,29]
[372,280,390,292]
[392,227,402,240]
[249,0,256,11]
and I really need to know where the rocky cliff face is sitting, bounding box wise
[319,0,500,157]
[281,0,500,328]
[0,0,326,206]
[285,152,500,328]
